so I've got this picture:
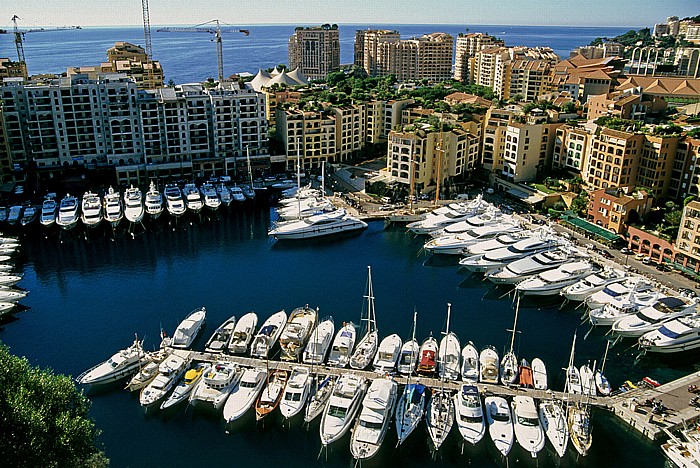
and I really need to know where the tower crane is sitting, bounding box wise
[157,20,249,83]
[141,0,155,87]
[2,15,81,74]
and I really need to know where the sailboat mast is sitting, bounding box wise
[568,331,577,370]
[246,146,254,188]
[509,295,521,354]
[296,138,302,220]
[411,308,417,367]
[600,340,610,374]
[364,266,376,332]
[321,162,325,195]
[445,303,451,336]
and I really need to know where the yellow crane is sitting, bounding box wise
[157,20,249,83]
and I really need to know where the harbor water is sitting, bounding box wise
[0,207,686,466]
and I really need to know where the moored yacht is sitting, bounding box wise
[7,206,22,225]
[165,307,206,349]
[20,205,37,226]
[279,367,312,420]
[190,362,240,409]
[269,209,367,240]
[227,312,258,354]
[515,260,596,296]
[454,384,486,446]
[327,322,357,367]
[160,363,209,410]
[302,316,335,365]
[425,222,521,255]
[639,312,700,353]
[144,182,164,219]
[277,197,334,220]
[561,267,627,301]
[350,377,398,460]
[438,304,461,381]
[200,183,221,211]
[462,231,530,257]
[407,196,492,235]
[539,399,568,458]
[222,367,267,423]
[123,186,145,224]
[485,395,514,458]
[139,351,190,408]
[319,374,367,446]
[511,395,545,458]
[56,194,80,230]
[426,389,455,451]
[350,266,379,370]
[372,333,402,373]
[589,288,667,327]
[459,235,562,273]
[40,194,58,227]
[397,338,419,376]
[416,335,438,376]
[216,183,233,207]
[80,191,103,229]
[532,358,548,390]
[612,296,698,338]
[394,383,427,445]
[164,184,186,217]
[279,305,317,361]
[103,187,123,228]
[255,369,289,420]
[479,346,499,384]
[229,185,246,203]
[204,315,237,354]
[77,337,147,385]
[585,277,655,309]
[304,375,337,423]
[460,342,479,384]
[250,310,287,359]
[486,246,584,285]
[568,403,593,456]
[183,183,203,213]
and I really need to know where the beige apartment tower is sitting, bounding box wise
[288,25,340,81]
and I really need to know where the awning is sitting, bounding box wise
[561,215,621,242]
[506,188,544,205]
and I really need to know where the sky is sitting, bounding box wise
[1,0,698,28]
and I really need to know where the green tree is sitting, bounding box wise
[0,343,108,468]
[570,191,589,216]
[665,209,683,226]
[685,195,696,206]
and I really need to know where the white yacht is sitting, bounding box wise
[319,374,367,446]
[532,358,548,390]
[372,333,402,373]
[485,395,514,458]
[123,186,145,224]
[426,389,455,451]
[425,222,521,255]
[229,185,246,203]
[216,183,233,207]
[279,305,317,362]
[279,366,312,420]
[183,183,203,213]
[304,375,337,423]
[327,322,357,368]
[200,183,221,211]
[539,399,568,458]
[350,378,398,460]
[269,209,367,240]
[80,191,102,229]
[190,362,240,409]
[139,351,190,408]
[462,231,530,257]
[661,424,700,467]
[144,182,164,219]
[40,194,58,227]
[0,288,28,303]
[77,338,146,385]
[560,267,627,302]
[7,205,21,225]
[227,312,258,354]
[394,383,427,445]
[438,304,461,381]
[460,342,479,384]
[204,315,237,354]
[222,367,267,423]
[585,277,655,309]
[454,384,486,446]
[250,310,287,359]
[397,338,419,376]
[437,207,508,236]
[589,288,667,327]
[20,205,37,226]
[165,307,206,349]
[277,197,334,220]
[580,364,596,396]
[164,184,186,217]
[640,313,700,353]
[407,197,492,235]
[479,346,499,384]
[350,266,379,370]
[56,194,80,230]
[459,235,562,273]
[160,363,208,410]
[302,316,335,365]
[515,260,597,296]
[0,274,21,287]
[486,246,584,285]
[417,335,439,376]
[103,187,123,228]
[511,395,545,458]
[566,365,583,395]
[612,296,698,338]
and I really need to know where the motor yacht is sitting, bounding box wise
[327,322,357,368]
[216,183,234,207]
[164,184,186,217]
[459,235,562,273]
[302,316,335,365]
[394,383,426,445]
[255,369,289,420]
[103,187,123,228]
[397,338,419,376]
[372,333,402,373]
[269,209,367,240]
[190,362,240,410]
[144,182,164,219]
[56,194,80,230]
[204,315,237,354]
[183,183,203,213]
[462,231,530,257]
[40,194,58,227]
[585,277,655,309]
[279,305,317,362]
[125,353,167,392]
[639,313,700,353]
[279,367,312,420]
[160,363,209,410]
[229,185,246,203]
[77,337,146,385]
[486,246,585,285]
[123,186,145,224]
[164,307,206,349]
[485,395,514,458]
[661,424,700,467]
[612,296,698,338]
[436,207,508,236]
[511,396,545,458]
[7,205,22,225]
[222,367,267,423]
[0,274,21,287]
[460,342,479,384]
[277,197,334,220]
[479,346,499,384]
[539,399,568,458]
[0,288,28,303]
[319,374,367,446]
[304,375,337,423]
[80,191,102,229]
[227,312,258,354]
[250,310,287,359]
[417,335,439,376]
[407,196,492,235]
[515,260,597,296]
[425,223,521,255]
[561,267,627,302]
[200,183,221,211]
[588,287,666,327]
[350,377,398,460]
[454,384,486,446]
[139,351,190,408]
[580,364,596,396]
[568,403,592,456]
[241,184,256,200]
[531,358,548,390]
[20,205,37,226]
[426,389,454,451]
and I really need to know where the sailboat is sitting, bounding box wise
[397,309,419,375]
[426,387,454,452]
[539,399,569,458]
[500,295,520,386]
[438,303,461,381]
[349,266,379,370]
[595,341,612,396]
[394,382,427,445]
[565,332,583,395]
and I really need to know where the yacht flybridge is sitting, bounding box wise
[124,186,145,224]
[269,209,367,240]
[144,182,164,219]
[164,184,186,217]
[80,191,103,229]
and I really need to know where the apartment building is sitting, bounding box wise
[552,124,593,173]
[636,134,679,199]
[454,33,504,82]
[570,43,623,60]
[0,106,12,183]
[586,186,652,234]
[288,25,340,81]
[508,59,551,102]
[668,136,700,200]
[500,120,561,183]
[275,107,337,171]
[364,98,414,143]
[354,29,401,76]
[676,200,700,268]
[583,128,643,191]
[481,107,514,172]
[0,58,27,80]
[587,91,654,121]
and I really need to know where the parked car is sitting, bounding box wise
[600,250,614,259]
[655,263,668,272]
[621,247,632,254]
[635,253,646,260]
[642,256,651,264]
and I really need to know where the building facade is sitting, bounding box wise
[288,25,340,81]
[586,186,652,234]
[454,33,504,82]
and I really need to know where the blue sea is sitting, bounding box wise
[0,24,634,83]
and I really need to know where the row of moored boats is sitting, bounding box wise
[0,235,28,316]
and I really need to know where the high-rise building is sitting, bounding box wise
[454,33,504,82]
[288,25,340,81]
[354,29,401,76]
[0,58,27,80]
[583,128,643,191]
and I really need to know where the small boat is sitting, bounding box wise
[511,396,545,458]
[394,383,427,445]
[518,359,534,388]
[279,367,312,420]
[227,312,258,354]
[7,206,22,225]
[327,322,357,368]
[350,377,398,460]
[0,207,7,223]
[460,342,479,384]
[319,374,367,445]
[438,303,461,381]
[568,403,593,456]
[350,266,379,370]
[139,351,190,408]
[240,184,256,200]
[126,354,168,392]
[397,310,419,375]
[566,366,583,395]
[164,184,186,217]
[539,399,568,458]
[250,310,287,359]
[426,389,454,451]
[302,316,335,365]
[160,362,209,410]
[222,367,267,423]
[103,186,123,228]
[190,362,240,409]
[200,183,221,211]
[144,182,164,219]
[454,384,486,446]
[204,315,237,354]
[0,288,28,303]
[40,195,58,227]
[20,205,37,226]
[304,375,336,423]
[81,191,103,229]
[500,296,521,386]
[0,301,15,316]
[279,305,317,362]
[183,183,203,213]
[123,185,145,224]
[485,395,514,458]
[595,340,612,396]
[255,369,289,420]
[580,364,596,396]
[56,194,80,230]
[229,185,246,203]
[416,335,438,376]
[479,345,499,384]
[216,183,233,207]
[165,307,206,349]
[372,333,402,373]
[531,357,548,390]
[77,337,147,385]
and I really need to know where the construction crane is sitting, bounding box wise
[157,20,249,83]
[141,0,155,87]
[3,15,81,72]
